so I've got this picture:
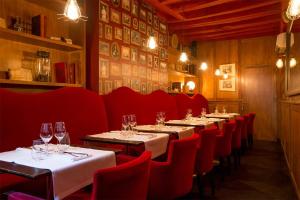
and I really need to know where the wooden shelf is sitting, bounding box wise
[168,69,196,77]
[0,79,82,88]
[0,27,83,52]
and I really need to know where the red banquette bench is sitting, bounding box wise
[0,87,209,195]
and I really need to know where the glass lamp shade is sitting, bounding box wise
[223,73,229,79]
[200,62,208,71]
[179,52,188,63]
[147,36,157,50]
[64,0,81,21]
[215,69,221,76]
[290,57,297,68]
[276,58,284,69]
[186,81,196,91]
[286,0,300,20]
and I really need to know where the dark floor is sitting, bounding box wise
[186,140,298,200]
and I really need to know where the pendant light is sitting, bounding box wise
[147,34,157,50]
[179,50,188,63]
[58,0,87,22]
[215,69,221,76]
[200,62,208,71]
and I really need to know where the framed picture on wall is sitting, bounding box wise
[153,56,159,68]
[147,11,152,25]
[110,62,122,76]
[160,22,167,33]
[111,9,121,24]
[99,41,110,56]
[122,63,132,76]
[139,52,146,65]
[141,37,147,51]
[140,9,146,21]
[122,13,131,27]
[121,45,131,60]
[131,47,138,63]
[122,0,130,11]
[111,0,120,7]
[147,54,153,67]
[219,78,236,91]
[111,42,120,59]
[132,18,138,29]
[115,27,122,40]
[99,58,109,78]
[139,66,147,79]
[153,15,159,30]
[104,24,112,40]
[219,63,236,76]
[123,26,131,44]
[132,0,139,16]
[100,1,109,23]
[139,20,146,34]
[131,30,141,46]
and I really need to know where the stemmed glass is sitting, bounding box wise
[156,112,166,126]
[201,108,207,118]
[54,122,66,152]
[122,115,129,131]
[128,114,137,134]
[222,106,227,114]
[40,123,53,155]
[185,109,192,120]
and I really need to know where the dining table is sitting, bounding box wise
[83,131,169,159]
[205,113,240,120]
[0,145,116,200]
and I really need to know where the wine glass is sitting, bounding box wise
[223,106,227,114]
[156,112,162,127]
[215,106,219,114]
[185,109,192,120]
[122,115,129,131]
[40,123,53,155]
[129,114,137,131]
[54,122,66,152]
[201,108,207,118]
[60,132,71,152]
[31,139,45,160]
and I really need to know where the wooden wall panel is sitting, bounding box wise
[291,104,300,195]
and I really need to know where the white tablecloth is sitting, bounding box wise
[135,125,194,140]
[89,131,169,159]
[0,146,116,200]
[205,113,240,119]
[166,119,214,128]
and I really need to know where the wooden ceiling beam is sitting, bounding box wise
[168,0,281,24]
[176,0,237,13]
[169,10,280,31]
[143,0,185,20]
[161,0,185,5]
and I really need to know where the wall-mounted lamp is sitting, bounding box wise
[286,0,300,20]
[276,58,284,69]
[186,81,196,91]
[215,69,221,76]
[275,56,297,69]
[200,62,208,71]
[179,51,188,63]
[223,73,229,79]
[290,57,297,68]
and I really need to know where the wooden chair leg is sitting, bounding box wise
[209,170,216,196]
[196,174,205,198]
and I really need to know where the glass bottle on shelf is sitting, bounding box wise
[34,51,51,82]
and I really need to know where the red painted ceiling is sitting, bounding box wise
[144,0,300,42]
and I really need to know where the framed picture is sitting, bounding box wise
[99,58,109,78]
[147,68,152,80]
[139,52,146,65]
[140,9,146,21]
[114,79,123,89]
[159,48,167,60]
[104,80,113,94]
[99,23,103,38]
[131,47,138,63]
[122,63,132,76]
[141,37,147,51]
[153,15,159,29]
[160,22,167,33]
[158,33,164,46]
[123,26,131,44]
[132,65,139,76]
[111,0,120,7]
[219,63,236,76]
[139,20,146,34]
[286,61,300,95]
[100,1,109,23]
[139,66,147,79]
[160,62,167,71]
[147,26,152,36]
[111,9,121,24]
[104,24,112,40]
[140,82,147,94]
[132,0,139,16]
[99,41,110,56]
[123,77,131,87]
[121,45,130,60]
[122,13,131,27]
[111,42,120,59]
[153,56,159,68]
[132,18,138,29]
[147,54,153,67]
[122,0,130,11]
[131,30,141,46]
[147,11,152,25]
[219,78,236,91]
[163,34,168,46]
[131,79,140,91]
[114,27,122,40]
[110,62,122,76]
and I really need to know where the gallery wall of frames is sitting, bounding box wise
[99,0,169,94]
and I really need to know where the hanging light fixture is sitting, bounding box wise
[200,62,208,71]
[286,0,300,20]
[179,50,188,63]
[186,81,196,91]
[290,57,297,68]
[276,58,284,69]
[147,34,157,50]
[215,69,221,76]
[58,0,87,22]
[223,73,229,79]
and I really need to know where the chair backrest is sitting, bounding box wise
[8,192,43,200]
[241,115,250,140]
[91,151,151,200]
[148,134,199,200]
[232,117,244,149]
[248,113,256,135]
[222,120,236,155]
[196,127,218,174]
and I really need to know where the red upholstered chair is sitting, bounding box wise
[241,114,250,152]
[195,127,217,196]
[215,120,236,176]
[91,151,151,200]
[8,192,43,200]
[247,113,256,147]
[148,134,199,200]
[232,117,244,168]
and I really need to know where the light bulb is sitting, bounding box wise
[147,36,157,50]
[179,52,188,62]
[215,69,221,76]
[223,73,229,79]
[286,0,300,20]
[200,62,208,71]
[290,57,297,68]
[64,0,81,21]
[186,81,195,91]
[276,58,284,69]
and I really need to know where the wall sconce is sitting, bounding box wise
[275,56,297,69]
[223,73,229,79]
[186,81,195,91]
[215,69,221,76]
[286,0,300,20]
[179,51,188,63]
[276,58,284,69]
[200,62,208,71]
